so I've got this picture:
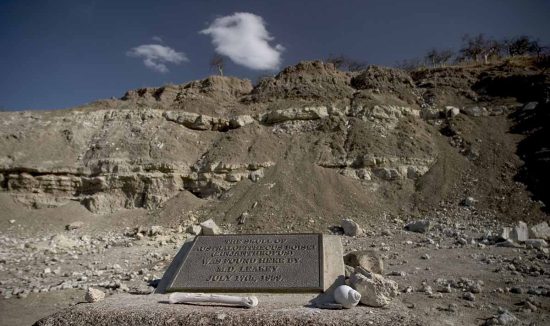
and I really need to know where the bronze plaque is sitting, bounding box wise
[167,234,323,292]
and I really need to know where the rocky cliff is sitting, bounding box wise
[1,59,548,231]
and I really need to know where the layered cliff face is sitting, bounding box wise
[0,59,548,230]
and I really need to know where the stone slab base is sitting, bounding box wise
[33,293,421,326]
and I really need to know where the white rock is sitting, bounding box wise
[148,225,164,236]
[445,106,460,118]
[529,222,550,240]
[510,221,529,242]
[248,169,264,182]
[186,225,202,235]
[200,219,221,235]
[341,218,364,237]
[499,227,512,240]
[85,288,105,303]
[229,115,255,128]
[333,285,361,309]
[349,268,398,307]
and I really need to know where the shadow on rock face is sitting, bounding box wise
[509,101,550,213]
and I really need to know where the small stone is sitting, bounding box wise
[118,283,130,292]
[422,285,433,295]
[404,220,431,233]
[148,225,163,236]
[65,221,84,230]
[445,106,460,118]
[238,212,249,225]
[421,253,431,260]
[461,197,477,207]
[9,219,16,224]
[463,292,475,301]
[447,303,458,312]
[522,102,538,111]
[439,284,452,293]
[85,288,105,303]
[343,250,383,274]
[17,291,29,299]
[186,225,202,235]
[523,301,537,312]
[341,218,364,237]
[200,219,221,235]
[344,265,355,278]
[470,283,483,293]
[510,287,524,294]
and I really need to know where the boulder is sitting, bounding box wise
[341,218,364,237]
[404,220,431,233]
[343,250,383,274]
[349,268,398,307]
[510,221,529,242]
[529,222,550,240]
[200,219,221,235]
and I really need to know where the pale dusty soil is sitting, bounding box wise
[1,203,549,325]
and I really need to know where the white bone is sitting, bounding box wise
[168,293,259,308]
[333,285,361,309]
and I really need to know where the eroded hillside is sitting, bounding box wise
[0,59,548,232]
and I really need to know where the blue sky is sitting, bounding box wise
[1,0,549,110]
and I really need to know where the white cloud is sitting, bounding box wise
[200,12,284,70]
[152,36,163,43]
[127,44,188,73]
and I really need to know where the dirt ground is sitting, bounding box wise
[1,201,549,325]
